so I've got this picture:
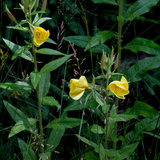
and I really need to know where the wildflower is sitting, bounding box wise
[69,76,89,100]
[107,76,129,99]
[34,27,50,47]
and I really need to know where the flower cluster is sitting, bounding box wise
[69,76,129,100]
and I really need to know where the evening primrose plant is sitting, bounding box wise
[1,0,86,159]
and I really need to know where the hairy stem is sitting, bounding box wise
[113,0,123,150]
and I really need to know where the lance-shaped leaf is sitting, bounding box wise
[39,96,61,111]
[46,117,86,129]
[37,48,65,56]
[126,55,160,82]
[90,0,117,5]
[46,129,65,152]
[124,115,160,147]
[45,38,56,45]
[124,0,159,21]
[40,54,73,74]
[89,124,104,134]
[0,81,32,91]
[39,73,50,98]
[3,38,33,61]
[117,142,139,159]
[30,71,41,89]
[64,36,111,53]
[3,100,28,122]
[84,31,116,51]
[125,101,159,118]
[34,17,52,26]
[124,37,160,55]
[9,118,36,138]
[18,138,37,160]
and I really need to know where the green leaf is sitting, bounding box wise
[18,138,37,160]
[75,134,99,150]
[46,118,86,129]
[9,118,36,138]
[84,30,116,51]
[124,37,160,55]
[40,54,73,74]
[126,101,159,118]
[39,152,51,160]
[90,0,117,5]
[64,36,111,54]
[3,38,33,61]
[30,71,41,89]
[34,17,52,26]
[39,73,50,98]
[37,48,65,56]
[89,124,104,134]
[109,113,137,122]
[125,115,160,145]
[92,90,105,106]
[46,129,65,152]
[64,36,88,48]
[117,142,139,160]
[39,96,61,111]
[81,152,99,160]
[7,26,29,32]
[124,0,159,21]
[126,55,160,82]
[143,131,160,139]
[0,81,32,91]
[3,100,28,122]
[45,38,57,45]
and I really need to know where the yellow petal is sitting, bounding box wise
[33,27,50,47]
[76,76,89,88]
[69,90,85,100]
[120,76,127,83]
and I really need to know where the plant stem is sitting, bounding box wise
[105,69,110,160]
[113,0,123,150]
[31,33,44,153]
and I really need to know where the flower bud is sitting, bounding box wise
[35,0,39,9]
[24,0,28,13]
[6,5,17,23]
[101,51,106,69]
[114,54,119,69]
[110,46,114,60]
[41,0,47,11]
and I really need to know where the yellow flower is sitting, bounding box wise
[69,76,89,100]
[107,76,129,99]
[34,27,50,47]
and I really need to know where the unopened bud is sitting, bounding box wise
[114,54,119,69]
[110,46,114,60]
[41,0,47,11]
[24,0,28,13]
[101,52,106,69]
[6,6,17,23]
[35,0,39,9]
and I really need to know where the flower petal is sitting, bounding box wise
[69,90,85,100]
[77,76,89,88]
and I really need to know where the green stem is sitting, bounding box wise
[113,0,123,150]
[30,32,44,153]
[105,69,110,160]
